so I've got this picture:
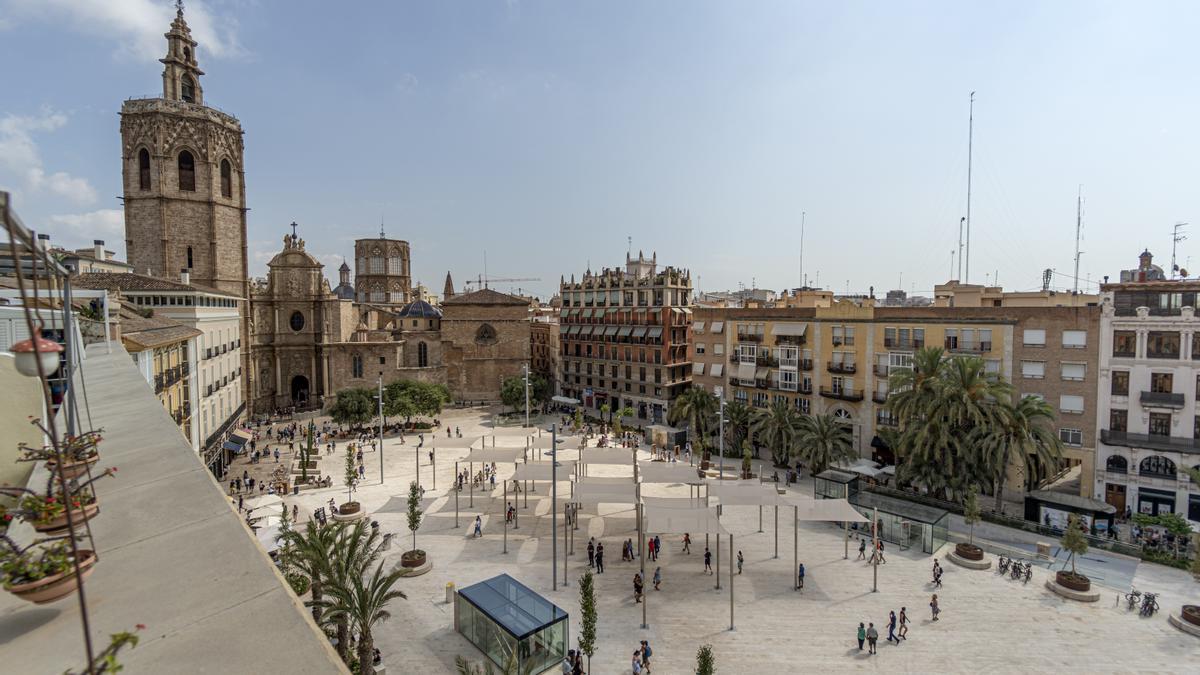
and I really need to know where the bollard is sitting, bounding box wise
[446,582,456,604]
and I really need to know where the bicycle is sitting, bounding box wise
[1022,563,1032,584]
[1140,593,1159,617]
[1122,588,1141,611]
[1010,560,1025,580]
[997,555,1010,574]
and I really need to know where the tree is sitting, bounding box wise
[320,520,390,665]
[500,377,526,413]
[1061,513,1089,580]
[329,388,375,428]
[344,444,358,506]
[385,380,452,423]
[971,396,1063,511]
[578,570,597,672]
[406,480,423,555]
[696,644,715,675]
[794,414,854,475]
[323,559,406,675]
[612,406,633,437]
[752,399,799,466]
[963,485,981,547]
[599,403,611,424]
[722,401,752,458]
[573,408,583,430]
[741,442,753,478]
[276,520,339,628]
[669,386,718,458]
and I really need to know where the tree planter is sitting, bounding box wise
[955,543,984,561]
[1183,605,1200,627]
[5,550,96,605]
[33,502,100,533]
[1055,570,1091,592]
[700,460,710,471]
[333,502,367,522]
[400,549,427,568]
[46,454,99,479]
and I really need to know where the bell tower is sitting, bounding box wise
[161,2,204,104]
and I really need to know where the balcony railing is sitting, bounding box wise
[873,364,889,377]
[876,413,897,427]
[1140,391,1185,408]
[872,391,889,404]
[827,361,857,375]
[820,386,864,402]
[800,359,813,371]
[945,341,992,353]
[884,338,923,350]
[757,354,778,367]
[799,384,813,394]
[1101,429,1200,455]
[737,333,764,343]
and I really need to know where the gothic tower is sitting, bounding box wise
[120,3,248,296]
[443,271,455,301]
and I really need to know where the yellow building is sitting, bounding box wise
[118,302,201,443]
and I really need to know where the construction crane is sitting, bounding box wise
[463,274,540,292]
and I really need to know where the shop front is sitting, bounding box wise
[1136,487,1177,517]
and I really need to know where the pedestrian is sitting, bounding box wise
[866,623,878,654]
[562,650,573,675]
[654,535,661,559]
[858,538,867,560]
[737,550,744,575]
[877,539,887,564]
[633,573,643,603]
[292,504,298,522]
[704,547,713,574]
[856,622,866,651]
[798,562,805,590]
[641,640,652,671]
[274,447,280,462]
[898,607,909,640]
[930,593,940,621]
[653,566,661,590]
[648,537,656,561]
[682,532,691,554]
[595,543,604,574]
[631,650,642,674]
[474,515,482,538]
[237,494,243,512]
[887,610,898,644]
[588,538,596,568]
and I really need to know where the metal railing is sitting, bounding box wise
[827,361,857,374]
[1101,429,1200,454]
[819,386,863,401]
[1140,391,1185,407]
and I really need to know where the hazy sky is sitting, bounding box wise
[2,1,1198,300]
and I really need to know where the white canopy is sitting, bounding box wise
[637,461,705,484]
[789,497,868,522]
[642,496,703,509]
[707,481,792,506]
[528,436,561,450]
[256,525,282,553]
[463,447,527,463]
[644,505,727,535]
[246,494,285,511]
[511,461,577,481]
[581,447,637,465]
[879,465,897,476]
[573,476,633,485]
[574,481,638,505]
[431,442,476,452]
[552,395,580,405]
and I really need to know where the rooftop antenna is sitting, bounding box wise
[799,211,806,289]
[627,236,632,257]
[1042,268,1053,292]
[380,216,385,239]
[1171,222,1189,279]
[483,250,488,289]
[1073,186,1084,293]
[950,250,955,280]
[957,217,965,280]
[964,91,976,284]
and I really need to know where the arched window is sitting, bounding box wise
[138,149,151,190]
[186,246,193,270]
[1139,455,1176,478]
[417,342,428,368]
[833,407,852,422]
[181,74,195,103]
[351,354,363,379]
[178,151,195,191]
[183,47,191,63]
[220,159,232,198]
[1105,455,1128,474]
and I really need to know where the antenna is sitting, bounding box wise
[965,91,976,284]
[1171,222,1189,279]
[950,250,955,281]
[957,217,964,280]
[799,211,806,288]
[380,216,385,239]
[1073,186,1084,293]
[483,250,488,289]
[1042,268,1053,291]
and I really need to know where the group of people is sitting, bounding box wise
[586,538,606,573]
[856,607,911,654]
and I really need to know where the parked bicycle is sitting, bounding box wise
[1022,562,1032,584]
[1010,560,1026,580]
[997,555,1010,574]
[1122,588,1141,611]
[1140,592,1159,617]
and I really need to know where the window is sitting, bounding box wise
[1139,455,1176,478]
[289,311,304,331]
[1020,360,1045,379]
[944,328,958,350]
[1023,328,1046,346]
[1062,330,1087,348]
[695,343,706,355]
[713,343,724,355]
[181,74,195,103]
[1061,363,1086,381]
[1149,412,1172,437]
[388,257,403,275]
[138,149,151,190]
[1059,428,1082,446]
[1110,409,1127,432]
[984,359,1000,374]
[843,326,855,346]
[178,151,195,191]
[1059,395,1084,414]
[779,369,798,392]
[1106,455,1128,474]
[1111,370,1130,396]
[1151,372,1174,393]
[220,159,232,198]
[186,246,193,270]
[351,354,363,378]
[1113,331,1137,357]
[1146,331,1180,359]
[795,397,810,414]
[832,326,844,346]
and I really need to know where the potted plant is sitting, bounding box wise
[1055,514,1091,592]
[1,468,114,533]
[955,485,985,561]
[400,481,426,568]
[741,444,753,479]
[18,426,104,480]
[1,537,96,605]
[334,445,363,522]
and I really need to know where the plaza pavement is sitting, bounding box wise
[256,407,1200,674]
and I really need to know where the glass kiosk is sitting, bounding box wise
[455,574,568,673]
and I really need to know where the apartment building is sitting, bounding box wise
[530,308,559,393]
[1096,251,1200,524]
[559,252,692,423]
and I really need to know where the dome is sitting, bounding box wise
[395,299,442,319]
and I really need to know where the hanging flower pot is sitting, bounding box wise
[5,549,96,605]
[45,454,100,479]
[33,500,100,533]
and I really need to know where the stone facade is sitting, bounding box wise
[354,235,411,305]
[441,289,532,403]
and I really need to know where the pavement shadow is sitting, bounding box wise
[0,608,60,645]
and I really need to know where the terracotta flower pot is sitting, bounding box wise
[955,543,984,561]
[1055,570,1091,592]
[5,550,96,605]
[1182,605,1200,627]
[46,454,99,479]
[401,549,427,568]
[33,502,100,533]
[340,502,361,515]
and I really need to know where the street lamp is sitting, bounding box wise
[523,363,531,429]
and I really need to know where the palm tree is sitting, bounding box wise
[971,395,1064,511]
[669,387,718,458]
[794,414,855,474]
[886,347,945,423]
[321,520,388,663]
[612,406,634,437]
[752,399,799,466]
[722,400,752,458]
[276,520,339,628]
[323,561,407,675]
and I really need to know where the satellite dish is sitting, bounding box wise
[1181,268,1189,277]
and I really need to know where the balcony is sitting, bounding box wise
[1140,391,1185,408]
[1112,348,1136,358]
[873,364,889,377]
[872,391,889,404]
[1100,429,1200,455]
[876,412,897,427]
[945,341,992,353]
[799,384,813,394]
[827,361,857,375]
[820,386,864,402]
[884,338,923,350]
[799,358,813,371]
[737,333,764,343]
[775,334,806,346]
[757,354,779,367]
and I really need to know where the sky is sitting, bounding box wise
[1,1,1198,301]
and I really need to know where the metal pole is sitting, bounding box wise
[716,521,721,590]
[639,501,647,629]
[455,461,459,528]
[844,483,850,559]
[470,461,474,507]
[872,506,879,593]
[759,505,763,533]
[718,396,725,477]
[552,423,558,591]
[503,479,508,554]
[774,505,778,559]
[524,363,530,429]
[729,533,735,631]
[378,375,384,484]
[432,449,436,491]
[513,463,519,530]
[794,505,799,591]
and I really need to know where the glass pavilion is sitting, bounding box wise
[455,574,568,673]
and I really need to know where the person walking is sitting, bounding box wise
[887,610,898,644]
[587,538,596,568]
[798,562,806,590]
[653,566,661,590]
[737,550,744,575]
[641,640,652,672]
[866,623,879,654]
[633,573,643,603]
[857,538,867,560]
[930,594,940,621]
[654,535,661,560]
[856,622,866,651]
[898,607,909,640]
[682,532,691,554]
[631,650,643,674]
[595,543,605,574]
[474,515,482,538]
[877,540,887,564]
[704,547,713,575]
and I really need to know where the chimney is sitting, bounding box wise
[180,268,191,285]
[37,233,50,251]
[93,239,105,260]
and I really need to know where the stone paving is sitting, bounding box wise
[261,407,1200,674]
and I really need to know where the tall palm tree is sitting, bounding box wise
[276,520,339,628]
[752,399,799,466]
[794,414,855,474]
[886,346,945,423]
[321,520,388,663]
[722,400,752,458]
[669,387,718,457]
[971,395,1064,511]
[936,355,1012,433]
[323,561,406,675]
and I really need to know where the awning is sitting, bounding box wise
[755,366,769,379]
[222,440,242,452]
[604,325,619,336]
[607,308,619,315]
[579,325,594,336]
[710,363,723,377]
[771,323,807,337]
[631,326,648,338]
[710,321,724,333]
[559,309,569,318]
[693,321,706,332]
[231,429,253,442]
[581,309,593,318]
[570,309,580,316]
[692,362,705,376]
[680,307,693,314]
[559,324,569,334]
[737,363,756,381]
[552,395,580,405]
[646,326,663,339]
[617,326,633,337]
[568,325,581,335]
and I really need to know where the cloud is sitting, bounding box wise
[1,0,245,61]
[0,109,97,205]
[396,73,419,93]
[46,209,125,251]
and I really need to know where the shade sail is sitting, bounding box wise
[708,481,792,506]
[431,443,476,452]
[464,447,527,463]
[643,505,727,535]
[642,496,702,509]
[637,461,705,484]
[770,323,807,336]
[574,476,634,485]
[528,436,561,450]
[511,461,576,481]
[580,447,637,465]
[573,481,638,505]
[791,497,868,522]
[246,494,284,511]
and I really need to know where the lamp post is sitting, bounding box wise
[523,363,531,429]
[718,396,725,478]
[552,423,558,591]
[378,374,385,485]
